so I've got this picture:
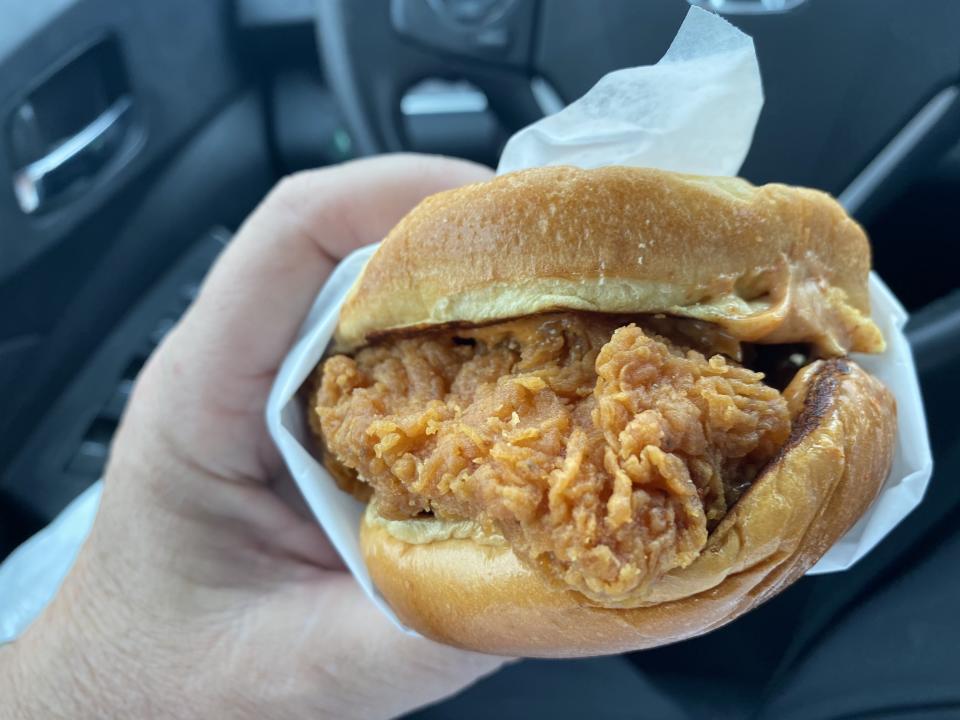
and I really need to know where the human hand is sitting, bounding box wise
[0,155,505,720]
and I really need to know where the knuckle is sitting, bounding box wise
[271,170,315,205]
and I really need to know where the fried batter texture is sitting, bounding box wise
[313,313,790,602]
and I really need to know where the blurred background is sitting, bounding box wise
[1,1,958,718]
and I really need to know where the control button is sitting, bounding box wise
[66,440,109,476]
[66,417,117,477]
[149,317,177,347]
[432,0,513,26]
[176,282,201,312]
[121,353,148,382]
[101,378,135,420]
[686,0,809,14]
[391,0,535,67]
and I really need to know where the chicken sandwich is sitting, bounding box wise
[308,166,896,656]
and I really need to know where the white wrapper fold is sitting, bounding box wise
[266,7,932,630]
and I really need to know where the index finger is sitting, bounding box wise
[182,154,493,382]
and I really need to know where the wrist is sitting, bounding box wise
[0,642,29,720]
[0,602,109,720]
[0,629,104,720]
[0,551,183,720]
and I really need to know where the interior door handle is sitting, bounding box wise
[12,96,133,214]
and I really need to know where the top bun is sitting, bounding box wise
[334,166,882,356]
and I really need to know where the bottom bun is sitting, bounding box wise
[360,359,896,657]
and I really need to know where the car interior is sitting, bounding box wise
[1,1,958,717]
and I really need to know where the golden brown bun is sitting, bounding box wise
[334,166,883,357]
[360,358,896,657]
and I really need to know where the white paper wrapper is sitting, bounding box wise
[805,273,931,574]
[266,6,932,629]
[498,6,763,177]
[266,244,395,623]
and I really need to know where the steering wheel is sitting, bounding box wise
[316,0,552,156]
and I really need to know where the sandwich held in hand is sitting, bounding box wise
[307,165,896,656]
